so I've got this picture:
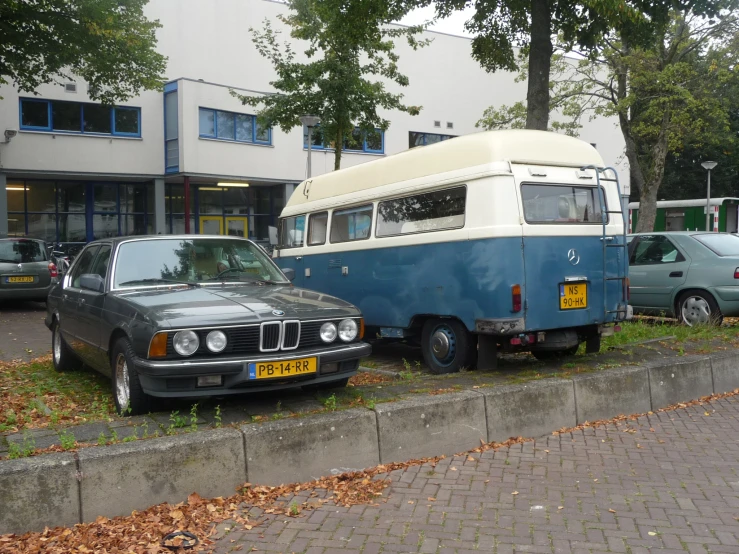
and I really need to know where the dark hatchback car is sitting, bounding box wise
[45,236,371,415]
[0,238,59,302]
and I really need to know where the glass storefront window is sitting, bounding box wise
[122,214,147,236]
[26,181,56,213]
[6,182,25,212]
[273,186,286,213]
[58,182,86,212]
[94,184,117,213]
[26,214,57,242]
[198,188,221,214]
[172,216,195,235]
[121,184,146,213]
[6,214,25,237]
[253,187,270,214]
[58,213,87,242]
[92,214,118,239]
[223,187,249,215]
[250,215,271,241]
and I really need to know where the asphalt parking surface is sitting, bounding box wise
[0,301,50,362]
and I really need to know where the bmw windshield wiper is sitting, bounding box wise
[208,275,283,285]
[118,278,201,288]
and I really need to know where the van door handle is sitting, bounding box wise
[669,271,683,278]
[295,256,303,261]
[600,236,614,241]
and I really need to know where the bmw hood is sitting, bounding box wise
[114,284,359,329]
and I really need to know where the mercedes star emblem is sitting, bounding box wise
[567,249,580,265]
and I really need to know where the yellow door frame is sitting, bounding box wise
[200,216,223,235]
[225,216,249,237]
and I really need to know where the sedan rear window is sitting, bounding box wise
[693,233,739,256]
[0,239,47,263]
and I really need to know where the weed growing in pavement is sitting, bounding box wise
[7,433,36,459]
[288,501,300,516]
[59,429,76,450]
[323,393,337,411]
[109,429,119,444]
[276,401,282,412]
[365,396,376,410]
[214,405,223,428]
[169,410,188,429]
[97,432,106,446]
[189,404,199,432]
[122,435,137,443]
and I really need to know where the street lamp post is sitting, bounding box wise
[702,161,718,231]
[299,115,321,178]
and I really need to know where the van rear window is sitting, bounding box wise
[376,186,466,237]
[522,184,605,224]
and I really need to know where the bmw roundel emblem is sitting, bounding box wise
[272,310,285,316]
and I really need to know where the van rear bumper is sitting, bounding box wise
[475,318,525,335]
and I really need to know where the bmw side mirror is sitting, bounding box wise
[282,268,295,281]
[80,274,105,293]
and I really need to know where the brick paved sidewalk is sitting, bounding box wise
[214,397,739,554]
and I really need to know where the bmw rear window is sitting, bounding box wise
[693,233,739,256]
[0,239,47,263]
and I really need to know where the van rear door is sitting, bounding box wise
[514,166,626,332]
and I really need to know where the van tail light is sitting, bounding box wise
[512,284,522,313]
[734,268,739,279]
[48,262,58,278]
[625,277,630,301]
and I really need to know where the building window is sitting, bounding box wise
[198,108,271,145]
[409,132,457,149]
[164,86,179,172]
[302,126,384,154]
[19,98,141,137]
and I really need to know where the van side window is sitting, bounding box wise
[278,215,305,248]
[376,186,466,237]
[330,205,373,243]
[308,212,328,246]
[521,184,605,224]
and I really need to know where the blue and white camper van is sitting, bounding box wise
[274,130,631,373]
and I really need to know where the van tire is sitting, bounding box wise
[421,319,474,374]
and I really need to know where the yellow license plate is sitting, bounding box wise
[248,357,317,380]
[7,276,34,283]
[560,282,587,310]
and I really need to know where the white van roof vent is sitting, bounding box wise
[64,83,77,93]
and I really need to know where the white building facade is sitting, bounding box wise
[0,0,628,245]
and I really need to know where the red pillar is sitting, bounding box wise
[184,176,191,234]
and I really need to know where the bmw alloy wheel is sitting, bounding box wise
[115,353,131,410]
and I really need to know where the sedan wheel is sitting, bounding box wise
[51,321,80,372]
[111,337,150,416]
[678,291,722,326]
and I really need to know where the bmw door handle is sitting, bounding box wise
[669,271,683,278]
[79,298,86,304]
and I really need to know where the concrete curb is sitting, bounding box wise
[1,351,738,535]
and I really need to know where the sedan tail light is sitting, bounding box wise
[734,268,739,279]
[48,262,58,278]
[512,284,522,313]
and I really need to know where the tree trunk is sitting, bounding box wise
[526,0,552,131]
[333,127,343,171]
[634,110,671,233]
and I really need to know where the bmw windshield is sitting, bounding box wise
[113,238,289,289]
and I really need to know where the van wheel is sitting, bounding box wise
[111,338,151,416]
[421,319,474,374]
[678,291,722,326]
[52,321,80,372]
[531,345,579,361]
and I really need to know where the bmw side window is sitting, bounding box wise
[90,245,112,281]
[69,246,100,288]
[631,236,684,265]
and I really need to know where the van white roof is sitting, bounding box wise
[284,130,606,210]
[628,198,739,209]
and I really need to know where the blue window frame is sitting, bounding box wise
[198,108,271,145]
[409,131,457,149]
[303,125,384,154]
[19,98,141,137]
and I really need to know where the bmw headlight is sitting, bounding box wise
[206,330,227,353]
[173,330,199,356]
[320,322,337,343]
[338,319,358,342]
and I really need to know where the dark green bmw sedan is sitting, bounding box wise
[45,236,371,415]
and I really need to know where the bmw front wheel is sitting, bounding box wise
[111,338,151,416]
